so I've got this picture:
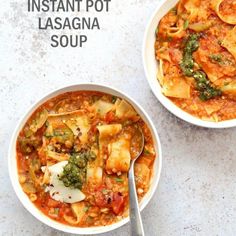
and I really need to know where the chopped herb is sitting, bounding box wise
[115,178,123,183]
[183,20,189,30]
[102,189,108,194]
[111,96,117,104]
[209,54,222,63]
[83,206,90,212]
[144,148,151,155]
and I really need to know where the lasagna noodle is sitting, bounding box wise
[86,165,103,185]
[134,163,150,191]
[157,59,165,86]
[97,124,122,139]
[221,80,236,95]
[212,0,236,25]
[93,100,114,116]
[97,124,122,166]
[64,202,86,225]
[47,110,90,144]
[115,99,137,119]
[162,77,191,99]
[157,60,191,98]
[29,109,48,133]
[106,135,131,173]
[222,26,236,61]
[167,25,185,38]
[65,116,89,144]
[156,47,171,62]
[178,0,200,21]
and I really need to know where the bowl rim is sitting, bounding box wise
[8,83,162,235]
[142,0,236,129]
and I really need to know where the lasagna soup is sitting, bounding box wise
[155,0,236,121]
[16,91,156,227]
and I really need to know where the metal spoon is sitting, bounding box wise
[128,127,145,236]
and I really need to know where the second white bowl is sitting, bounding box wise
[143,0,236,128]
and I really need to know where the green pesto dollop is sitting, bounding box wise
[193,71,222,101]
[180,34,200,76]
[180,34,222,101]
[59,150,96,190]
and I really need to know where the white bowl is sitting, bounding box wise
[143,0,236,128]
[8,83,162,235]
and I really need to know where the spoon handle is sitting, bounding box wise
[128,162,145,236]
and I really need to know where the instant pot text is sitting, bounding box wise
[28,0,112,47]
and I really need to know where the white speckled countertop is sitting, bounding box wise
[1,0,236,235]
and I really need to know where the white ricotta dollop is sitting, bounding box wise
[45,161,86,204]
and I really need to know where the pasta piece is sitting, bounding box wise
[204,103,223,115]
[167,26,185,38]
[188,22,212,32]
[29,109,48,133]
[166,25,185,39]
[22,182,36,194]
[134,163,151,191]
[157,59,165,86]
[47,110,90,144]
[64,202,86,225]
[212,0,236,25]
[136,156,154,167]
[93,100,114,116]
[86,146,102,185]
[222,26,236,61]
[221,81,236,95]
[106,135,131,173]
[97,124,122,139]
[115,99,137,119]
[65,116,90,144]
[46,117,74,143]
[87,166,103,185]
[41,167,50,185]
[156,47,171,62]
[167,0,201,38]
[97,124,122,165]
[178,0,200,21]
[162,77,191,99]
